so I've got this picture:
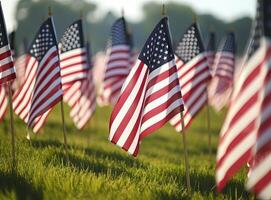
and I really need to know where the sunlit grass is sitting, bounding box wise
[0,105,253,199]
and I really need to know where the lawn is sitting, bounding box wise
[0,105,253,199]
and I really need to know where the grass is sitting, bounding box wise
[0,105,253,200]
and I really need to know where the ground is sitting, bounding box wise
[0,105,253,200]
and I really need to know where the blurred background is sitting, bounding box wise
[4,0,255,55]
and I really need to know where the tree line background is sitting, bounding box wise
[13,0,252,55]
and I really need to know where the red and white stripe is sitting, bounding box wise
[246,45,271,199]
[13,46,62,133]
[170,54,211,131]
[60,47,88,91]
[70,70,96,129]
[0,45,16,84]
[206,51,215,74]
[0,84,7,121]
[109,59,183,156]
[216,39,270,191]
[98,45,131,106]
[213,52,234,81]
[208,52,235,111]
[14,54,28,85]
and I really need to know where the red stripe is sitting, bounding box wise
[60,51,86,62]
[110,61,144,123]
[61,60,87,70]
[252,169,271,195]
[111,68,148,143]
[141,106,182,139]
[0,61,14,72]
[147,65,177,89]
[0,50,12,60]
[178,57,207,77]
[0,74,16,84]
[217,149,251,192]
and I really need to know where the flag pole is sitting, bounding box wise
[180,111,191,193]
[7,82,16,169]
[206,96,212,159]
[48,6,69,161]
[60,100,69,161]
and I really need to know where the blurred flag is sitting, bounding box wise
[170,23,211,132]
[13,17,62,133]
[8,31,15,57]
[69,42,96,129]
[206,32,216,73]
[98,17,132,106]
[208,32,235,111]
[109,17,184,156]
[216,0,271,193]
[0,85,7,122]
[59,19,88,91]
[0,2,16,84]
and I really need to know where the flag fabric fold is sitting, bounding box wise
[59,19,88,92]
[170,23,211,132]
[13,17,62,133]
[98,17,132,106]
[208,32,235,111]
[216,1,271,197]
[109,17,184,156]
[0,2,16,84]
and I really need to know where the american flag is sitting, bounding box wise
[216,0,271,192]
[98,17,131,106]
[13,17,62,133]
[0,85,7,121]
[206,32,216,73]
[0,2,16,84]
[208,32,235,111]
[69,42,96,129]
[59,19,88,91]
[109,17,184,156]
[170,23,211,132]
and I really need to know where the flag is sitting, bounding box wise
[208,32,235,111]
[216,0,271,192]
[246,49,271,199]
[109,17,184,156]
[0,2,16,84]
[13,17,62,133]
[98,17,131,106]
[59,19,88,91]
[206,32,216,73]
[69,42,96,129]
[0,85,7,121]
[170,23,211,132]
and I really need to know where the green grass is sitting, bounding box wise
[0,105,253,200]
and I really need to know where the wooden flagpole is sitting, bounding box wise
[60,100,69,161]
[48,6,69,161]
[206,97,212,158]
[7,82,16,169]
[180,111,191,193]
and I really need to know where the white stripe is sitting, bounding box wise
[61,63,88,75]
[141,98,182,133]
[59,48,86,60]
[181,71,209,95]
[110,45,130,51]
[0,45,11,54]
[109,53,130,61]
[29,89,62,123]
[216,131,256,183]
[29,77,62,115]
[109,64,148,141]
[217,102,259,160]
[177,53,206,76]
[107,60,130,68]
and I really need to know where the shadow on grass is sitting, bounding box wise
[46,152,135,179]
[84,147,146,168]
[182,170,249,199]
[31,139,146,169]
[0,171,43,200]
